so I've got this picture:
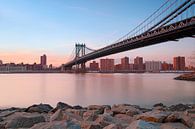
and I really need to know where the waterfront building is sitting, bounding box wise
[134,56,144,71]
[40,54,47,69]
[89,61,99,71]
[100,58,114,72]
[145,61,162,72]
[121,57,130,71]
[173,56,185,70]
[161,62,173,71]
[0,63,27,72]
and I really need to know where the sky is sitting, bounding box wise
[0,0,194,66]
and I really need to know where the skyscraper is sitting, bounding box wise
[40,54,47,69]
[121,57,129,70]
[134,56,144,70]
[100,58,114,72]
[173,56,185,70]
[89,61,99,71]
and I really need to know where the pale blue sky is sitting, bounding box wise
[0,0,194,66]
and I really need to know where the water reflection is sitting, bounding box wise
[0,73,194,108]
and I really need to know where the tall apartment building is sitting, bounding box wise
[121,57,130,70]
[89,61,99,71]
[40,54,47,69]
[173,56,185,70]
[134,56,144,71]
[145,61,162,72]
[100,58,114,72]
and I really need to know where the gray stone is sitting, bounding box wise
[126,120,161,129]
[95,114,129,128]
[50,109,64,121]
[103,124,122,129]
[81,121,101,129]
[26,104,53,113]
[168,104,192,112]
[83,110,98,121]
[31,120,81,129]
[114,114,133,124]
[66,108,87,117]
[160,123,190,129]
[5,112,45,128]
[136,110,171,123]
[111,104,141,116]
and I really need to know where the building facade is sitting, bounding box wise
[173,56,185,70]
[145,61,162,72]
[121,57,130,71]
[134,56,144,71]
[89,61,99,71]
[40,54,47,69]
[100,58,114,72]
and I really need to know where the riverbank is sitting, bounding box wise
[0,102,195,129]
[174,72,195,81]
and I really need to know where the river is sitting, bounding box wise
[0,73,194,108]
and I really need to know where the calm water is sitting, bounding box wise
[0,73,194,108]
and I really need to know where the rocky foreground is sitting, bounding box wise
[0,103,195,129]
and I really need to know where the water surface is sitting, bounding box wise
[0,73,194,108]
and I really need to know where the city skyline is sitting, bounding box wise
[0,0,194,66]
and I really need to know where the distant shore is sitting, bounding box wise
[0,102,195,128]
[174,72,195,81]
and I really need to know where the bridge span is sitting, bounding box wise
[63,0,195,70]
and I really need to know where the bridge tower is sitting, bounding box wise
[75,43,86,72]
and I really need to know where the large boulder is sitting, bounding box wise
[26,104,53,113]
[114,114,133,124]
[5,112,45,128]
[136,110,171,123]
[168,104,192,112]
[126,120,161,129]
[111,104,141,116]
[50,109,64,121]
[66,108,87,117]
[81,121,101,129]
[51,102,73,113]
[83,110,99,121]
[160,123,190,129]
[164,112,181,122]
[31,120,81,129]
[103,124,122,129]
[95,114,129,128]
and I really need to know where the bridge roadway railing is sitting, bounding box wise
[64,16,195,67]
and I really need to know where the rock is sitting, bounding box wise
[160,122,190,129]
[73,105,83,110]
[168,104,192,112]
[153,103,165,107]
[50,109,64,121]
[81,121,101,129]
[57,102,72,110]
[83,110,99,121]
[26,104,53,113]
[136,110,171,123]
[66,108,87,117]
[95,114,129,128]
[0,110,17,119]
[31,120,81,129]
[180,113,195,128]
[63,111,83,121]
[114,114,133,124]
[104,108,114,116]
[126,120,161,129]
[103,124,122,129]
[5,112,45,128]
[87,105,104,114]
[111,104,141,116]
[164,112,180,122]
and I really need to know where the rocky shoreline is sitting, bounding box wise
[0,103,195,129]
[174,73,195,81]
